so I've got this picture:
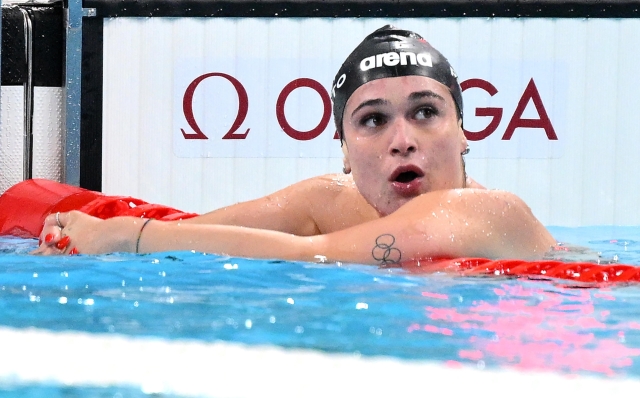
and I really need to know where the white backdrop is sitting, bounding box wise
[0,87,64,193]
[101,17,640,226]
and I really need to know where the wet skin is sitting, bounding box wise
[34,76,554,263]
[341,75,468,216]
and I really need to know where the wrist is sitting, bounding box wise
[104,217,150,253]
[135,218,154,253]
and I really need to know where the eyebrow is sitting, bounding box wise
[350,98,389,118]
[408,90,446,102]
[350,90,447,119]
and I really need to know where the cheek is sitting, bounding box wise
[347,143,376,168]
[348,148,382,186]
[352,156,378,179]
[430,138,455,160]
[427,137,463,174]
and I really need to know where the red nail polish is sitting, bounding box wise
[69,247,78,255]
[56,236,71,250]
[45,234,54,243]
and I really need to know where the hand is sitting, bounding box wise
[33,211,67,255]
[32,211,136,255]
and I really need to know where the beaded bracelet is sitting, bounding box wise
[135,218,154,254]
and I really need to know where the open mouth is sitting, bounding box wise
[390,166,424,184]
[395,171,420,183]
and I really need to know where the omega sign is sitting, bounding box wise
[179,73,558,143]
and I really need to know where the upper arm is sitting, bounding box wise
[178,175,344,236]
[310,189,554,265]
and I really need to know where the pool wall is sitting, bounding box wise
[2,0,640,227]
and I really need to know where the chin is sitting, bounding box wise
[375,199,408,217]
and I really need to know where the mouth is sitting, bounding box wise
[389,166,424,184]
[395,170,420,183]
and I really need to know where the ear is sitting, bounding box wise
[458,119,468,153]
[341,141,351,174]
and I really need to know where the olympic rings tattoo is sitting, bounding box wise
[371,234,401,267]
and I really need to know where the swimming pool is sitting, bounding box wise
[2,225,640,396]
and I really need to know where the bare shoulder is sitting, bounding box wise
[296,173,358,193]
[431,188,540,226]
[394,188,554,259]
[287,174,367,205]
[292,174,379,233]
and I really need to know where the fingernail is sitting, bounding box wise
[69,247,78,255]
[56,236,71,250]
[45,234,54,243]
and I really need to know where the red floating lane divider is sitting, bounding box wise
[0,179,198,238]
[2,179,639,284]
[403,258,640,284]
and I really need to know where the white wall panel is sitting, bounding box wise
[0,87,25,193]
[0,87,63,193]
[103,17,640,226]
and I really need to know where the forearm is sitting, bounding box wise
[174,199,317,236]
[136,219,316,261]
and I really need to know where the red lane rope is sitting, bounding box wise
[403,258,640,284]
[0,179,198,238]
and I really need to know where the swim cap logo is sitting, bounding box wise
[331,73,347,98]
[360,51,433,72]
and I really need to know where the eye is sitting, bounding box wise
[414,106,438,120]
[360,113,387,128]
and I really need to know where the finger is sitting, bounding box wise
[69,247,79,255]
[31,236,53,255]
[31,245,62,256]
[44,212,60,228]
[56,211,74,228]
[44,211,72,228]
[43,226,64,247]
[56,236,71,251]
[40,214,64,245]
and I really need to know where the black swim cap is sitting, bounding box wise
[331,25,463,140]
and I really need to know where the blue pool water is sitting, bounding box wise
[2,226,640,396]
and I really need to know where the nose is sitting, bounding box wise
[389,119,417,156]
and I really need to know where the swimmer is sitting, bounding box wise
[34,25,555,264]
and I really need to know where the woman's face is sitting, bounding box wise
[341,75,468,216]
